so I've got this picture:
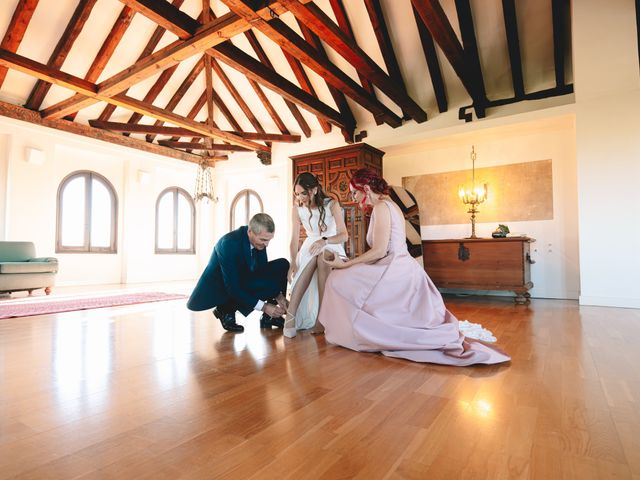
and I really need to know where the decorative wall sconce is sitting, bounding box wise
[193,160,218,203]
[136,170,151,185]
[24,146,45,165]
[458,145,488,239]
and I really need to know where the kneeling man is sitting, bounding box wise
[187,213,289,333]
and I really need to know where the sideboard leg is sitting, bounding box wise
[514,290,531,305]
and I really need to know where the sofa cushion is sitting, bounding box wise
[0,241,36,262]
[0,262,58,274]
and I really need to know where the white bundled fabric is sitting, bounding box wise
[458,320,497,343]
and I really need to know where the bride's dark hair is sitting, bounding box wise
[294,172,330,233]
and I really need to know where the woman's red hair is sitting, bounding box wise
[349,168,389,195]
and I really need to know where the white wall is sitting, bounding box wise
[0,116,201,287]
[572,0,640,308]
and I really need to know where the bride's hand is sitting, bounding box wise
[308,239,325,256]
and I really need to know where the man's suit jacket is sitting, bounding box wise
[187,226,267,315]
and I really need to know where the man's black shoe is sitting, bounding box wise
[213,307,244,333]
[260,313,284,329]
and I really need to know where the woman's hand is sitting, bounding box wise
[308,238,326,256]
[323,250,348,269]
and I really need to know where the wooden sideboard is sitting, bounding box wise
[422,237,535,304]
[290,143,384,258]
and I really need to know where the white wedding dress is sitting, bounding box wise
[291,200,346,330]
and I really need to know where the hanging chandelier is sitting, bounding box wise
[193,160,218,203]
[458,146,488,239]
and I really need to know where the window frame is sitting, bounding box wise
[230,189,264,230]
[56,170,118,254]
[155,187,196,255]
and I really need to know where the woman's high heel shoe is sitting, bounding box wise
[283,312,296,338]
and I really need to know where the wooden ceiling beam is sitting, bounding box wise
[209,58,264,135]
[118,0,330,135]
[411,0,487,117]
[97,0,185,123]
[501,0,524,98]
[201,0,215,152]
[89,120,301,142]
[0,48,268,152]
[110,94,268,151]
[454,0,487,118]
[66,5,137,121]
[551,0,569,88]
[244,29,308,137]
[89,120,202,136]
[364,0,412,120]
[167,91,207,145]
[328,0,381,126]
[41,8,257,120]
[224,131,301,142]
[296,19,355,142]
[282,50,332,133]
[0,48,97,96]
[278,0,426,123]
[123,0,344,132]
[412,5,447,113]
[221,0,401,127]
[211,87,243,132]
[25,0,98,110]
[210,43,349,129]
[127,1,300,139]
[0,101,203,163]
[123,64,180,136]
[0,0,39,88]
[158,140,250,151]
[146,56,204,143]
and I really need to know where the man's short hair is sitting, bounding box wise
[249,213,275,234]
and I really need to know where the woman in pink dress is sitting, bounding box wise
[319,168,510,366]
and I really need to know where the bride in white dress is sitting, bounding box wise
[285,173,348,337]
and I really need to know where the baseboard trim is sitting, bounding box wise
[579,295,640,309]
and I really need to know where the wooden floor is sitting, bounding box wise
[1,289,639,479]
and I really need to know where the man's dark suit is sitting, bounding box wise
[187,226,289,316]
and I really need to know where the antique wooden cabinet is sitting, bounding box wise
[290,143,384,258]
[422,237,535,304]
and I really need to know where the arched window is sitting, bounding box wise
[56,171,118,253]
[155,187,195,254]
[230,189,263,230]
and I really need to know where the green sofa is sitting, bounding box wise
[0,241,58,295]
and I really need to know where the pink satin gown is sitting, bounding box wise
[318,200,511,366]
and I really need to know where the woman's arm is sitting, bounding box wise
[288,206,301,281]
[328,199,348,245]
[326,202,391,269]
[310,200,349,255]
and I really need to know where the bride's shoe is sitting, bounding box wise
[283,312,296,338]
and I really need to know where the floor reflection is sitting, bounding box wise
[152,310,193,389]
[52,313,112,408]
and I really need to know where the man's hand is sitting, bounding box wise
[263,303,286,318]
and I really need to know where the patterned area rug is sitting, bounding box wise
[0,292,187,319]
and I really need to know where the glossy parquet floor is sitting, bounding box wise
[1,289,639,479]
